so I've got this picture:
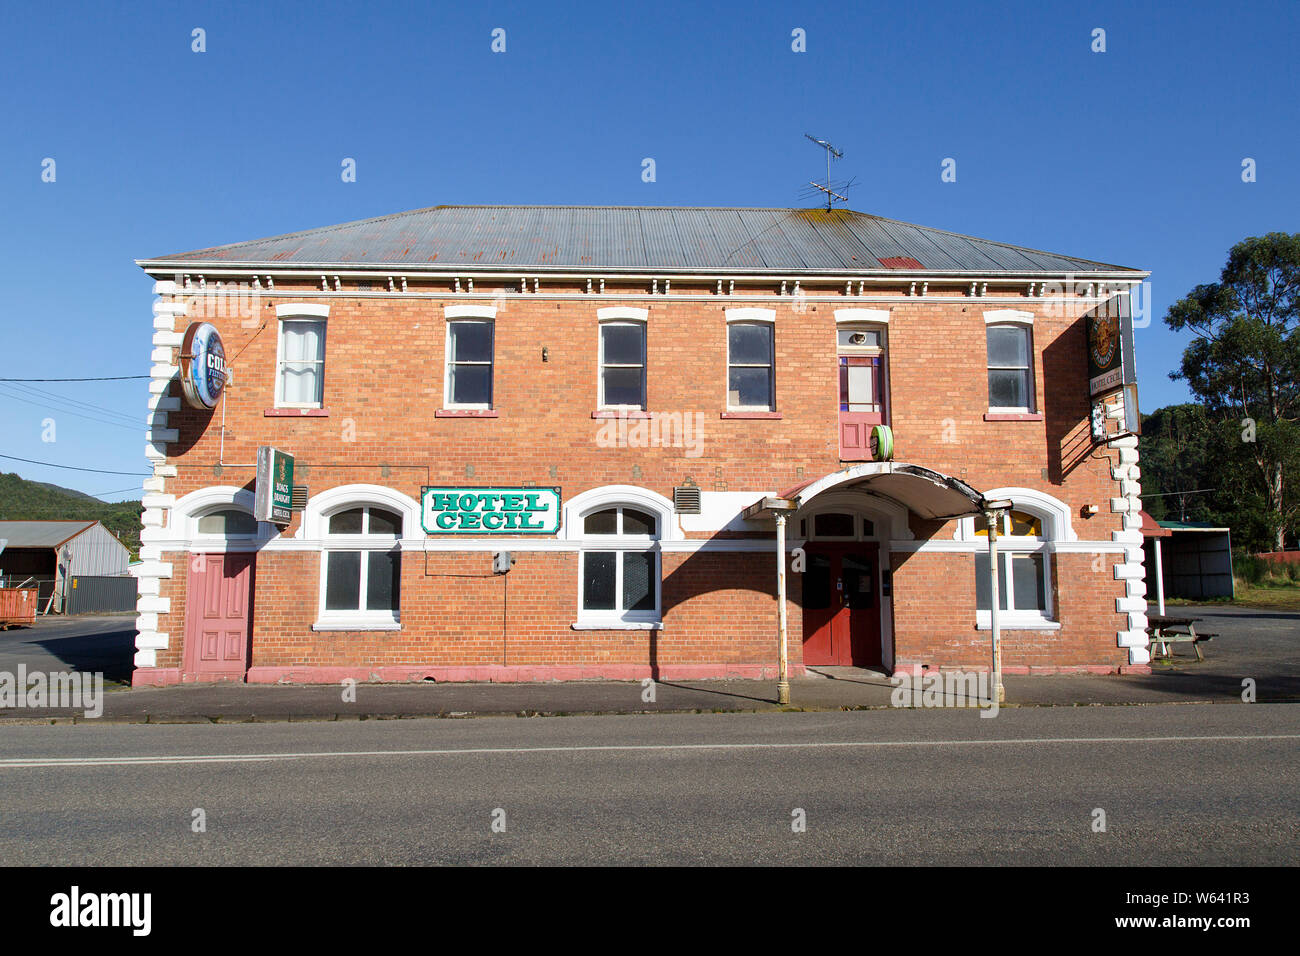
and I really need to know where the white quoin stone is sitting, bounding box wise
[135,612,159,632]
[1114,563,1145,580]
[133,648,157,667]
[153,464,179,478]
[136,577,161,596]
[1127,611,1150,632]
[153,314,177,331]
[1117,628,1150,648]
[1120,479,1142,497]
[145,441,169,461]
[1116,595,1147,613]
[140,508,167,527]
[1125,578,1148,598]
[1118,447,1140,464]
[141,492,176,509]
[150,346,174,364]
[137,545,163,562]
[1128,645,1152,665]
[136,595,171,614]
[149,364,179,380]
[147,427,179,444]
[134,630,170,650]
[1122,512,1144,530]
[153,301,189,315]
[1108,434,1139,449]
[153,330,185,347]
[153,280,178,295]
[147,394,181,412]
[1112,529,1144,544]
[133,561,173,579]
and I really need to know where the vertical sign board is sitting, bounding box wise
[1087,294,1138,398]
[421,487,561,534]
[254,446,295,524]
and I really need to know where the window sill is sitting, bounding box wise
[266,407,330,417]
[721,411,782,419]
[974,615,1059,631]
[984,412,1043,422]
[592,409,653,419]
[312,616,401,632]
[435,409,499,418]
[571,619,663,630]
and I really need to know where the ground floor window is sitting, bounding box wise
[975,553,1046,612]
[582,549,657,614]
[575,503,661,627]
[317,505,402,629]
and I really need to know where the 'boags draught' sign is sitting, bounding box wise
[421,487,561,534]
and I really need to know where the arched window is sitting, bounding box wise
[970,504,1055,628]
[316,503,403,630]
[575,501,662,628]
[195,508,258,537]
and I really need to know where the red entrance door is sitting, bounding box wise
[801,543,882,667]
[183,553,254,681]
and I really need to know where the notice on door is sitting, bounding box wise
[421,487,561,534]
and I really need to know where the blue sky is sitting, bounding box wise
[1,0,1295,501]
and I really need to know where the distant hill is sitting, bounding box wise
[0,472,142,556]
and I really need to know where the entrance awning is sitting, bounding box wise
[742,461,987,523]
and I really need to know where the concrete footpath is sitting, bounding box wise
[0,604,1295,723]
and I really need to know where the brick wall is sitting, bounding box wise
[139,277,1138,682]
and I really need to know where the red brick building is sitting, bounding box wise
[130,206,1152,686]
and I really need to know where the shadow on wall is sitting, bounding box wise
[1042,313,1096,484]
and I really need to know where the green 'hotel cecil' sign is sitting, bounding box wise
[421,487,561,534]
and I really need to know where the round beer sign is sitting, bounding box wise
[179,322,227,409]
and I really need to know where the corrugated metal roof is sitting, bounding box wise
[0,521,97,549]
[140,206,1142,276]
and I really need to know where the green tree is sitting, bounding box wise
[1138,404,1214,523]
[1165,233,1300,551]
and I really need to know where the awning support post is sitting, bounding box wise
[985,508,1007,705]
[1153,536,1166,617]
[775,512,790,705]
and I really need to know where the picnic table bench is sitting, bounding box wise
[1146,614,1217,662]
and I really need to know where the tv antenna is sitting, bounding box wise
[804,133,848,210]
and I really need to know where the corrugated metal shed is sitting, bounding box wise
[139,206,1143,276]
[0,521,96,548]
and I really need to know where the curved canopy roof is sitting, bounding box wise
[744,462,986,523]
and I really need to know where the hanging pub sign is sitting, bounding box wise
[1087,294,1138,397]
[422,487,561,534]
[178,321,227,409]
[254,446,295,524]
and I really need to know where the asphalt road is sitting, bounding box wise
[0,705,1295,865]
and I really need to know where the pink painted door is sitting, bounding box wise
[184,553,253,681]
[838,355,885,461]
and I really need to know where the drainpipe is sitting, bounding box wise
[984,500,1013,705]
[775,511,790,705]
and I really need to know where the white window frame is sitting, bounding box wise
[444,319,495,410]
[575,505,662,629]
[969,501,1056,630]
[315,502,403,631]
[598,312,647,411]
[984,312,1036,414]
[566,485,671,629]
[725,317,775,411]
[274,304,330,409]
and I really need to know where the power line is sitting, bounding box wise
[0,383,140,427]
[0,376,149,382]
[0,454,151,476]
[0,388,140,432]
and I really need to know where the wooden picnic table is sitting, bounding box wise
[1146,614,1215,662]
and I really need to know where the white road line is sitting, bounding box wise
[0,733,1296,769]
